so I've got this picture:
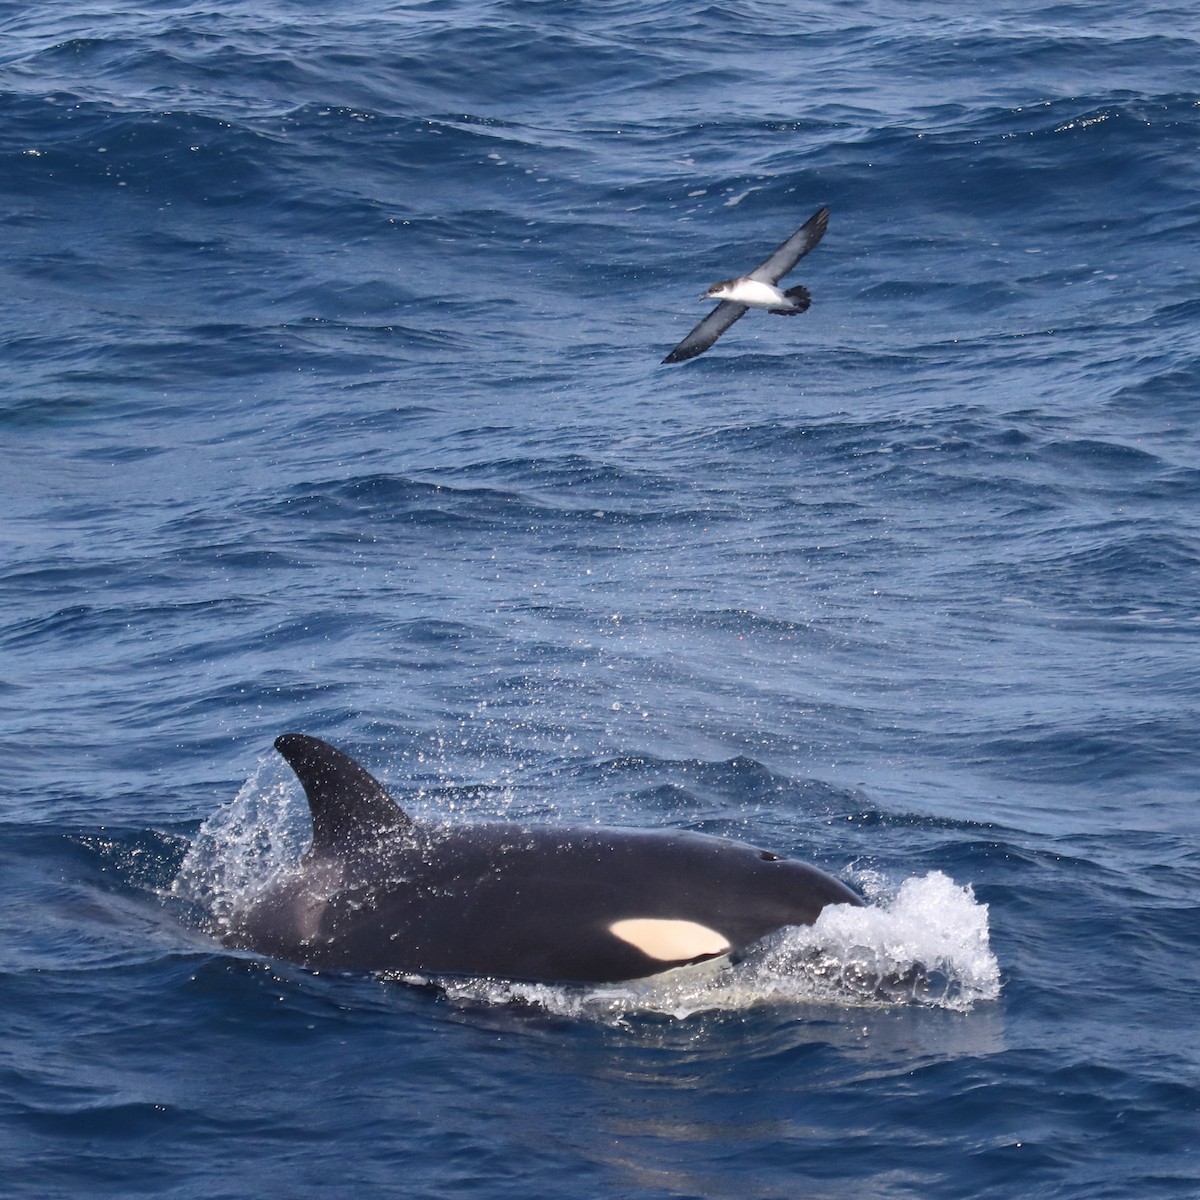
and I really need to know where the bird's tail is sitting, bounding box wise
[769,284,811,316]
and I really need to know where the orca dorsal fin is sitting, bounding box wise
[274,733,412,854]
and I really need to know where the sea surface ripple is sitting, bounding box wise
[2,2,1199,1197]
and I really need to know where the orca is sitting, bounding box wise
[222,733,864,984]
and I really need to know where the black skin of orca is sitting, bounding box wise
[222,734,865,984]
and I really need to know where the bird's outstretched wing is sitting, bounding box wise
[662,301,749,364]
[747,206,829,285]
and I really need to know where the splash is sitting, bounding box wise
[754,871,1003,1012]
[170,754,308,933]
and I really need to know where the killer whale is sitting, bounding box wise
[223,733,864,984]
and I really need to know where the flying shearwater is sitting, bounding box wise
[662,205,829,364]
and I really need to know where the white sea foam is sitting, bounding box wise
[171,755,308,932]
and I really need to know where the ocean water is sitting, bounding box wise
[2,1,1199,1196]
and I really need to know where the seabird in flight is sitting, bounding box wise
[662,205,829,364]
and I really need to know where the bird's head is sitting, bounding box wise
[702,279,737,301]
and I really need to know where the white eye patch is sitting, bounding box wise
[608,918,732,963]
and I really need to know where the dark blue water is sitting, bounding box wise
[3,1,1199,1195]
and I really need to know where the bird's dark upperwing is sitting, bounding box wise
[747,206,829,286]
[662,301,749,364]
